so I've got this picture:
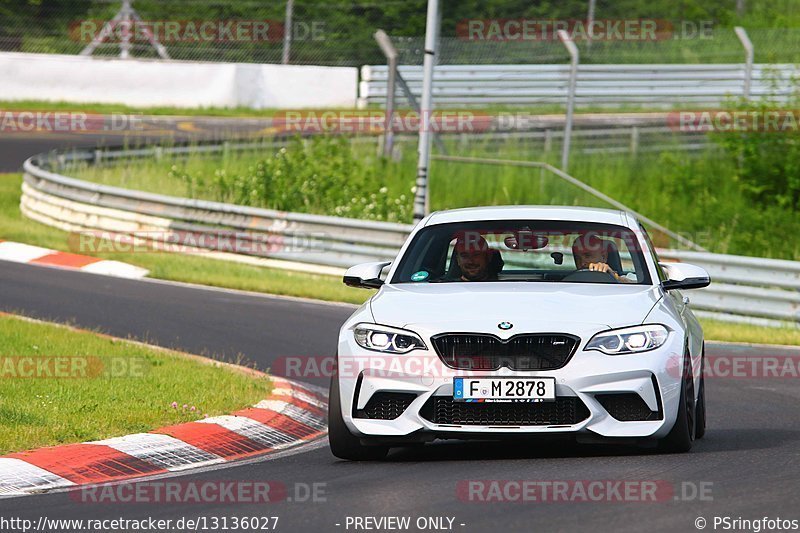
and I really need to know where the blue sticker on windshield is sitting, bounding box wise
[411,270,429,282]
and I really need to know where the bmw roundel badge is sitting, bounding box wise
[498,321,513,330]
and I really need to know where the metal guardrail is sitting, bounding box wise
[404,126,711,155]
[20,143,800,328]
[359,63,800,107]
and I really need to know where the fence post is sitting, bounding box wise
[414,0,440,222]
[282,0,294,65]
[374,30,398,159]
[543,129,553,155]
[734,26,754,100]
[119,0,132,59]
[586,0,596,50]
[558,30,579,172]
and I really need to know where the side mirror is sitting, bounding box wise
[659,262,711,291]
[343,261,391,289]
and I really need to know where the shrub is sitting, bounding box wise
[167,136,412,222]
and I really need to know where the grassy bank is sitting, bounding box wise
[0,100,684,118]
[0,314,272,454]
[702,320,800,347]
[67,135,800,260]
[0,173,369,305]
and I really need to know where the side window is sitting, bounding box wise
[639,223,668,283]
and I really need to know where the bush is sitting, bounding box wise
[168,136,412,222]
[713,74,800,211]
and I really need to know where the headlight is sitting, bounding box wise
[353,323,426,354]
[585,324,669,355]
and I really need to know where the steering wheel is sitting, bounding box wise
[561,268,619,283]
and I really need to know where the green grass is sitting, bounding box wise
[0,100,733,118]
[0,100,290,118]
[0,314,273,454]
[427,141,800,260]
[67,135,800,260]
[701,319,800,346]
[0,173,369,305]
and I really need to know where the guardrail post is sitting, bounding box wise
[558,30,579,172]
[734,26,754,100]
[542,129,553,183]
[374,30,398,159]
[630,126,639,156]
[543,129,553,155]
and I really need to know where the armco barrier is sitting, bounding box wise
[20,144,800,328]
[359,63,800,107]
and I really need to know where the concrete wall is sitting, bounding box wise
[0,52,357,109]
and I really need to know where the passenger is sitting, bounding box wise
[453,233,502,282]
[571,233,632,283]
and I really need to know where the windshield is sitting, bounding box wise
[391,220,651,285]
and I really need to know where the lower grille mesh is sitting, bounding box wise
[595,393,662,421]
[356,392,417,420]
[420,396,590,426]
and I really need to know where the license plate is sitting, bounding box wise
[453,377,556,402]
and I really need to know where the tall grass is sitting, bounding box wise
[66,134,800,260]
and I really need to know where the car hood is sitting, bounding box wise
[370,282,662,333]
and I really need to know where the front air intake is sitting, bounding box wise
[431,333,580,371]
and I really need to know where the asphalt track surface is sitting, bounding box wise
[1,132,799,532]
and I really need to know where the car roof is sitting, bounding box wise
[424,205,632,227]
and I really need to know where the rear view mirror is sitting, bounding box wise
[343,261,391,289]
[659,262,711,290]
[504,231,549,251]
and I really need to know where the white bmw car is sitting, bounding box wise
[329,206,710,460]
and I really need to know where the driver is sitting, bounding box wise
[453,233,500,281]
[571,233,632,284]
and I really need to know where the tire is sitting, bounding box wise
[695,344,706,440]
[659,347,696,453]
[328,374,389,461]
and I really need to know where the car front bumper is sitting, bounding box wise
[336,328,686,442]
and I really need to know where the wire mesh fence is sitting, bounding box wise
[1,1,800,66]
[390,28,800,65]
[0,0,398,65]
